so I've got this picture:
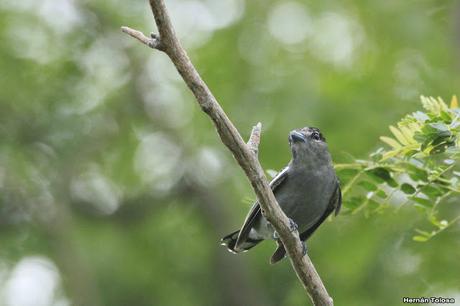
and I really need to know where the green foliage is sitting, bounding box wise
[336,96,460,241]
[2,1,460,305]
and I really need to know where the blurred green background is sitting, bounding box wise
[1,0,459,305]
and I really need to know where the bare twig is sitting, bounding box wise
[121,26,163,50]
[247,122,262,156]
[121,1,333,305]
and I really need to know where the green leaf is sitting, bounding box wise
[431,135,451,146]
[405,162,428,181]
[336,168,360,185]
[409,196,433,207]
[381,150,400,161]
[403,149,419,158]
[419,185,443,198]
[413,235,429,242]
[387,179,399,188]
[440,110,452,123]
[413,204,428,213]
[366,167,391,181]
[367,199,380,210]
[344,196,366,211]
[400,183,416,194]
[375,189,387,198]
[413,131,428,143]
[390,125,410,145]
[380,136,402,149]
[364,167,398,187]
[399,126,415,142]
[358,180,378,191]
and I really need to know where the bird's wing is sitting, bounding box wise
[235,166,289,248]
[334,181,342,216]
[270,180,341,264]
[269,166,290,191]
[299,180,342,241]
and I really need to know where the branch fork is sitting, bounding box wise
[121,26,163,51]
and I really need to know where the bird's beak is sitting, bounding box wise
[289,131,306,143]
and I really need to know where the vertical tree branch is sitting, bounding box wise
[122,1,334,305]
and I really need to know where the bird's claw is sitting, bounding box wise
[301,241,308,256]
[272,218,298,239]
[288,218,298,232]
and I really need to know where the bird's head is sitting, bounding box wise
[288,127,330,165]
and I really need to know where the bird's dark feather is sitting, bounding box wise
[235,167,289,250]
[300,181,341,241]
[270,180,342,264]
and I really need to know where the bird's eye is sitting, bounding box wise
[312,132,321,141]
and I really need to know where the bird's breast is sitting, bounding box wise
[275,167,336,232]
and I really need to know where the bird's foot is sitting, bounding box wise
[272,218,298,239]
[288,218,298,232]
[301,241,308,256]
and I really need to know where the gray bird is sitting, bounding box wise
[221,127,341,264]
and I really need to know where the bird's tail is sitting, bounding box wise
[220,230,262,253]
[270,241,286,264]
